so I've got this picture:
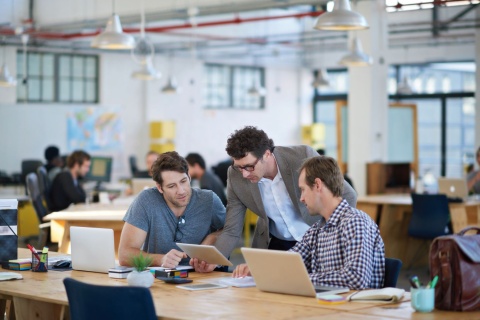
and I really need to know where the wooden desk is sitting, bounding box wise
[43,202,130,254]
[357,194,480,266]
[1,249,478,320]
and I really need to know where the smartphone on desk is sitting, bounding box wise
[156,277,193,284]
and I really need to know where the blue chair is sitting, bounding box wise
[63,278,157,320]
[407,193,451,268]
[383,258,403,288]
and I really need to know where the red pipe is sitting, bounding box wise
[0,11,323,40]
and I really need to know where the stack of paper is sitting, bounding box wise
[8,259,32,271]
[347,288,405,303]
[0,272,23,281]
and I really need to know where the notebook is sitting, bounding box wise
[70,226,116,273]
[438,178,469,200]
[241,248,349,297]
[131,178,157,195]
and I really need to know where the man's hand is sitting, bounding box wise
[161,249,187,268]
[189,258,217,273]
[232,263,251,278]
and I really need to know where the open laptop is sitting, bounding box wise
[241,248,349,297]
[438,178,469,201]
[131,178,157,195]
[70,226,116,273]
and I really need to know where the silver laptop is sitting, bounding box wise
[70,227,116,273]
[241,248,349,297]
[438,178,469,200]
[131,178,157,195]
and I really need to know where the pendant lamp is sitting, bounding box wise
[91,14,135,49]
[397,76,413,94]
[314,0,368,31]
[312,68,330,88]
[0,42,16,87]
[161,76,178,94]
[132,60,161,80]
[339,37,372,67]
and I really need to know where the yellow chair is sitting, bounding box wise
[243,209,258,247]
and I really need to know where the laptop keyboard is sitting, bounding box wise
[447,197,463,203]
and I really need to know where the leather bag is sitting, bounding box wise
[429,226,480,311]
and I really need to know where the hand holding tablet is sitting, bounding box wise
[176,243,233,267]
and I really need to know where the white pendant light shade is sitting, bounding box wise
[314,0,368,31]
[131,60,161,80]
[312,69,330,88]
[339,37,372,67]
[247,82,266,97]
[91,14,135,50]
[161,77,178,94]
[0,63,17,87]
[397,76,413,94]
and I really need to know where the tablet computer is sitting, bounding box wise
[176,283,227,291]
[176,243,233,267]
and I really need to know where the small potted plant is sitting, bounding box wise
[127,252,154,288]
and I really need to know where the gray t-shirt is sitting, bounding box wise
[123,187,225,256]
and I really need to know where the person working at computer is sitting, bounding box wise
[134,150,160,178]
[233,156,385,289]
[467,146,480,194]
[185,153,227,206]
[43,145,63,183]
[191,126,357,272]
[118,151,226,268]
[49,150,91,212]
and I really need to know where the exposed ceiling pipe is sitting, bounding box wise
[0,11,323,41]
[386,0,480,9]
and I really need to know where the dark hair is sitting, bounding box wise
[151,151,189,186]
[45,146,60,162]
[185,153,206,170]
[66,150,91,169]
[300,156,343,197]
[226,126,275,159]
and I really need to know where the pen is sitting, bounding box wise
[410,276,421,288]
[427,275,438,289]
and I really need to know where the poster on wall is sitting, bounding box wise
[67,107,122,152]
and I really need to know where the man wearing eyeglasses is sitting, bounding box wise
[118,151,225,268]
[191,126,356,272]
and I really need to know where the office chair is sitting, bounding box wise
[129,155,139,177]
[36,166,53,211]
[63,278,157,320]
[21,160,43,184]
[407,193,451,268]
[383,258,403,288]
[25,172,51,248]
[212,158,232,188]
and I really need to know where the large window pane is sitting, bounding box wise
[42,54,54,77]
[28,53,40,76]
[314,100,338,159]
[72,56,84,78]
[72,79,84,102]
[27,78,41,101]
[59,56,71,77]
[59,79,71,102]
[42,78,54,101]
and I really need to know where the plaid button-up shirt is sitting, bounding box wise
[290,199,385,289]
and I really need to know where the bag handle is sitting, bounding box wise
[457,226,480,236]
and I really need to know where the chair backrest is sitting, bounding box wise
[409,193,451,239]
[36,166,52,211]
[21,160,43,184]
[26,172,48,221]
[63,278,157,320]
[129,155,139,176]
[384,257,403,288]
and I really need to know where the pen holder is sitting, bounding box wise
[411,287,434,312]
[32,251,48,272]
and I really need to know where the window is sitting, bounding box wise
[203,64,265,109]
[16,51,99,103]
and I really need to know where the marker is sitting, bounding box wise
[427,275,438,289]
[27,244,41,261]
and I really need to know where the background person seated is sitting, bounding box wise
[467,146,480,194]
[134,151,160,178]
[43,145,63,183]
[49,150,91,212]
[185,153,227,206]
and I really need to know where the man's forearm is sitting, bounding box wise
[201,229,223,246]
[119,247,165,267]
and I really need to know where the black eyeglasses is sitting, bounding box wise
[232,157,261,173]
[174,216,186,242]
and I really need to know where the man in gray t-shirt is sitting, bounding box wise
[118,151,226,268]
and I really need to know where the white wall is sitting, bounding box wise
[0,50,307,179]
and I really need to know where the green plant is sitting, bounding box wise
[129,252,153,272]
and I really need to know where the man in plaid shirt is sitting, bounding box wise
[234,156,385,289]
[290,156,385,289]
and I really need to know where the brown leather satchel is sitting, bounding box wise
[429,226,480,311]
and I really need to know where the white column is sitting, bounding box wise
[347,0,389,196]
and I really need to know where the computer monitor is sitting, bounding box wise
[85,156,113,189]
